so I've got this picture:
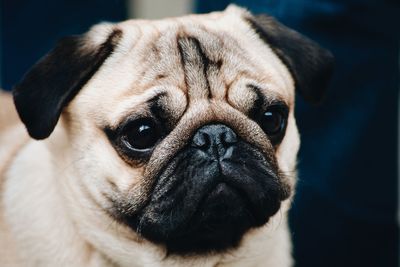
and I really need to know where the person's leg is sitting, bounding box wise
[195,1,399,266]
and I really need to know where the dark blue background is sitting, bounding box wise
[1,0,127,90]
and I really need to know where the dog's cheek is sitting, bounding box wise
[64,125,146,208]
[275,112,299,188]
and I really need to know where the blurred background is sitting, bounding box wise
[1,0,399,266]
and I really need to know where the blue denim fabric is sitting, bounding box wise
[197,1,399,266]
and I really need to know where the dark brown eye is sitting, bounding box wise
[122,118,161,150]
[260,106,288,143]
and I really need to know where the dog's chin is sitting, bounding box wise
[119,142,290,255]
[155,183,267,254]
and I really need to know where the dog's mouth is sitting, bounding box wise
[117,141,290,255]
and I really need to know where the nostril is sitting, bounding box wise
[192,132,210,149]
[191,124,238,153]
[222,130,237,146]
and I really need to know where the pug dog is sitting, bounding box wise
[0,5,333,267]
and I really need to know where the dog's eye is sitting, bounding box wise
[260,106,288,144]
[122,118,161,150]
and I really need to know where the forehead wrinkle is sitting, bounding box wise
[209,32,276,99]
[105,88,167,127]
[107,85,188,131]
[177,36,211,101]
[192,28,228,100]
[177,29,235,105]
[246,84,289,105]
[224,72,280,115]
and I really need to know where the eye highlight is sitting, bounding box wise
[261,107,285,135]
[122,118,161,151]
[258,105,288,145]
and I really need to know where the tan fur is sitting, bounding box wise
[0,92,29,266]
[0,92,20,131]
[0,6,299,267]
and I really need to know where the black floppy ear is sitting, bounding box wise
[246,14,334,104]
[12,28,122,140]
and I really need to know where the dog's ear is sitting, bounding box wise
[13,26,122,140]
[246,14,334,104]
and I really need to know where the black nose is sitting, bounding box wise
[191,124,238,159]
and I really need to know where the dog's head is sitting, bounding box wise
[13,5,333,257]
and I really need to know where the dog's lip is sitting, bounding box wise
[168,180,254,235]
[193,178,255,218]
[202,181,235,203]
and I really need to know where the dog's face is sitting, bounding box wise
[13,6,333,258]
